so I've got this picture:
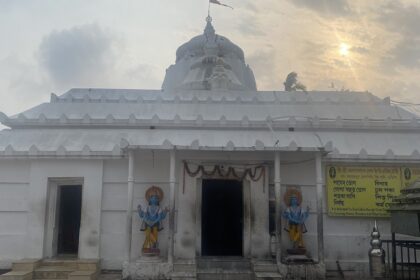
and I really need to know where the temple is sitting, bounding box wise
[0,17,419,280]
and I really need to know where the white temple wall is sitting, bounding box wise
[101,151,171,269]
[0,160,30,269]
[101,159,128,269]
[322,215,390,272]
[268,157,391,271]
[98,150,391,271]
[0,152,395,273]
[275,158,319,261]
[322,160,391,272]
[0,159,104,267]
[25,159,104,260]
[283,158,392,271]
[131,151,170,261]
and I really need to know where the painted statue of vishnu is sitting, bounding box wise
[137,186,169,255]
[283,188,309,252]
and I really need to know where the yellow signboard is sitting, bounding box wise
[326,166,401,217]
[401,167,420,189]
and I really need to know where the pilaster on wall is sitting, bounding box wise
[174,171,198,260]
[0,160,30,268]
[250,176,270,259]
[26,160,104,259]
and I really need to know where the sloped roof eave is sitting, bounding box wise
[0,129,420,160]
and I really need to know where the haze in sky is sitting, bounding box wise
[0,0,419,116]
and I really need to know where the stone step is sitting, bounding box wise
[326,269,368,279]
[41,260,78,269]
[0,271,32,280]
[12,259,41,271]
[33,266,74,279]
[75,261,99,272]
[197,270,253,280]
[68,270,97,280]
[252,263,278,272]
[282,263,325,280]
[0,270,10,275]
[41,260,99,271]
[97,271,122,280]
[254,272,283,280]
[170,271,197,280]
[197,258,251,270]
[198,270,253,273]
[173,261,196,272]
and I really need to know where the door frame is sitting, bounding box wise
[43,178,83,258]
[195,178,251,257]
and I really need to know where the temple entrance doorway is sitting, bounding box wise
[201,179,243,256]
[56,185,82,256]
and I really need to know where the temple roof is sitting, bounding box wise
[0,127,418,159]
[2,88,415,124]
[0,88,419,159]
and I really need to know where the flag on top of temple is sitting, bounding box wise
[210,0,233,9]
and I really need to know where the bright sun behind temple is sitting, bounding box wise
[339,43,350,56]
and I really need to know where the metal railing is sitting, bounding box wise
[382,234,420,280]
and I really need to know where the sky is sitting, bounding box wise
[0,0,419,116]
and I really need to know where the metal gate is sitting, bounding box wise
[382,234,420,279]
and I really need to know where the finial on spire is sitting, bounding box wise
[204,15,215,37]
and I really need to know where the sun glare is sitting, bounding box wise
[339,43,350,56]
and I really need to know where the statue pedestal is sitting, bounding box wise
[122,256,172,280]
[286,248,307,255]
[142,248,161,256]
[284,254,313,264]
[278,261,326,280]
[284,247,311,263]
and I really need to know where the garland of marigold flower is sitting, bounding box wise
[182,161,265,193]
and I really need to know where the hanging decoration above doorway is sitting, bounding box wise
[182,161,266,193]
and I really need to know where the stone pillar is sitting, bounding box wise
[125,150,135,261]
[315,152,325,264]
[274,151,282,264]
[168,149,176,264]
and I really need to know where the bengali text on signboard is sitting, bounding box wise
[327,166,401,217]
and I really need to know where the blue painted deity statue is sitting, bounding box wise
[137,186,168,255]
[283,188,309,250]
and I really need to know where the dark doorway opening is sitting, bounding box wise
[57,185,82,255]
[201,179,243,256]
